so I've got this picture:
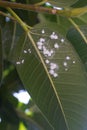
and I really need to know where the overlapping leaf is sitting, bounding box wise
[67,26,87,71]
[49,0,78,7]
[0,29,3,85]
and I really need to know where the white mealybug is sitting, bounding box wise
[49,69,55,75]
[41,29,45,34]
[61,38,64,43]
[66,56,70,60]
[45,59,50,64]
[24,50,27,53]
[53,73,58,77]
[21,59,24,64]
[54,43,59,49]
[63,62,67,67]
[16,61,21,65]
[73,61,76,64]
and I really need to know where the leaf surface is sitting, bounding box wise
[11,24,87,130]
[0,29,3,85]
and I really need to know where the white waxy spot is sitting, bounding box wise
[54,43,59,49]
[39,38,45,43]
[49,69,55,75]
[38,45,43,50]
[63,62,67,67]
[55,35,58,39]
[61,38,64,43]
[53,73,58,77]
[48,52,52,57]
[73,61,76,64]
[50,49,54,54]
[16,61,21,65]
[37,41,43,46]
[66,56,70,60]
[24,50,27,53]
[50,32,58,39]
[52,32,55,35]
[43,49,49,55]
[43,49,52,57]
[21,59,24,64]
[43,46,47,51]
[28,49,31,53]
[45,59,50,64]
[41,29,45,34]
[50,63,58,70]
[65,68,68,71]
[6,17,10,22]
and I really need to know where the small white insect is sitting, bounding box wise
[24,50,27,53]
[28,49,31,53]
[39,38,45,43]
[41,29,45,34]
[45,59,50,64]
[50,32,58,39]
[63,62,67,67]
[49,69,55,75]
[61,38,64,43]
[16,61,21,65]
[53,73,58,77]
[66,56,70,60]
[50,63,58,70]
[54,43,59,49]
[73,61,76,64]
[38,45,43,50]
[21,59,24,64]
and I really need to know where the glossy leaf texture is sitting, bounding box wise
[10,23,87,130]
[67,26,87,71]
[49,0,78,7]
[38,14,87,37]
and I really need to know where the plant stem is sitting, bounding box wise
[0,1,61,15]
[68,18,87,44]
[0,1,86,17]
[0,1,87,17]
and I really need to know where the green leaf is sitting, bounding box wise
[49,0,78,7]
[11,24,87,130]
[1,21,24,59]
[72,0,87,7]
[67,26,87,71]
[0,28,3,85]
[0,122,19,130]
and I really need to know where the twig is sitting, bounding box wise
[0,11,15,21]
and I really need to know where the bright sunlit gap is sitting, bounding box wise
[0,117,2,123]
[13,90,30,104]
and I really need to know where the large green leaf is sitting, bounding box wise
[11,24,87,130]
